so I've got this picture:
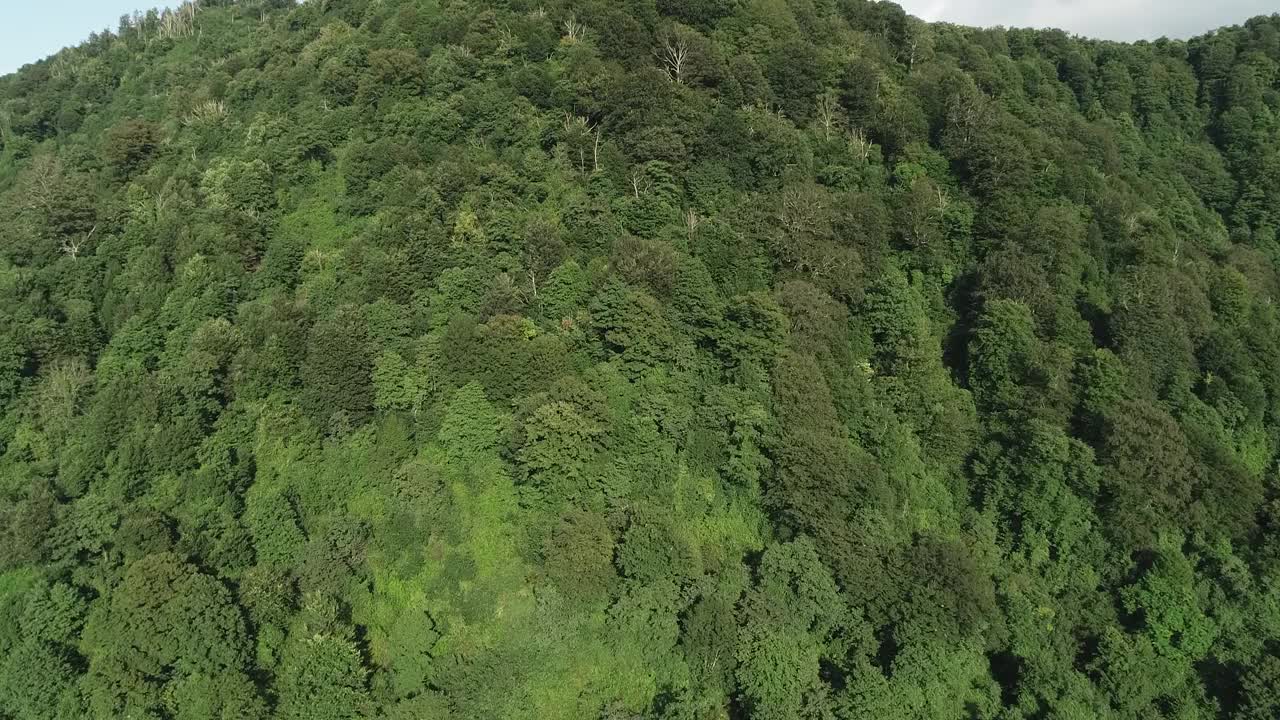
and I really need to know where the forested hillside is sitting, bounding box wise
[3,0,1280,717]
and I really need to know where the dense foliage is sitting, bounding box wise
[3,0,1280,717]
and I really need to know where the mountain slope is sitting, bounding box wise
[2,1,1280,718]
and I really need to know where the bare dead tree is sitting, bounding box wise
[815,92,843,140]
[526,268,539,299]
[21,156,65,216]
[560,112,602,174]
[900,179,950,249]
[304,248,338,273]
[36,358,91,428]
[630,170,652,198]
[61,224,97,260]
[156,1,199,40]
[944,88,993,155]
[183,99,227,127]
[563,14,586,42]
[684,209,701,239]
[146,185,173,221]
[496,24,518,54]
[561,111,581,135]
[935,185,951,212]
[902,20,934,73]
[592,126,603,174]
[521,216,565,301]
[48,54,81,81]
[810,245,857,281]
[778,186,826,238]
[657,30,691,84]
[848,127,873,162]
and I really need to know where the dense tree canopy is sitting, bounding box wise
[2,0,1280,718]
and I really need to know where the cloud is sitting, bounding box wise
[896,0,1276,40]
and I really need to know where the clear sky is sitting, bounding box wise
[897,0,1277,41]
[0,1,172,76]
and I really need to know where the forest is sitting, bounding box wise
[2,0,1280,717]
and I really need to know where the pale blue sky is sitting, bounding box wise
[1,1,172,75]
[897,0,1274,41]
